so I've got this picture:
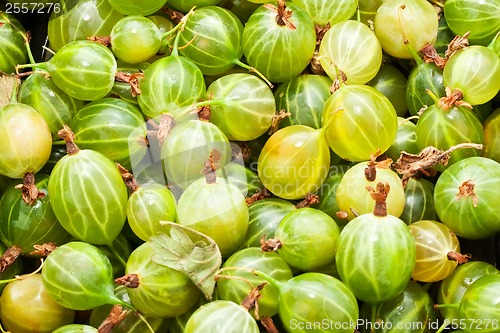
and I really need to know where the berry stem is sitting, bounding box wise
[434,303,460,309]
[435,322,449,333]
[405,41,423,66]
[193,99,226,108]
[3,12,38,67]
[8,76,20,104]
[425,89,440,104]
[160,10,188,44]
[252,269,283,292]
[15,61,48,72]
[233,59,274,88]
[24,34,37,66]
[170,7,195,56]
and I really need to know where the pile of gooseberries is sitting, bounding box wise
[0,0,499,332]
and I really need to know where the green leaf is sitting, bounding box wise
[0,73,19,108]
[149,222,222,300]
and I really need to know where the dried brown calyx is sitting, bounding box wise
[260,236,282,252]
[246,188,271,206]
[136,135,149,147]
[310,50,325,75]
[115,72,144,97]
[115,274,140,288]
[438,87,472,111]
[336,210,349,220]
[420,31,469,69]
[315,23,330,46]
[154,114,175,145]
[30,242,57,257]
[296,193,319,208]
[447,251,472,264]
[456,180,479,207]
[264,0,296,30]
[445,31,470,59]
[201,149,222,184]
[421,43,447,69]
[394,143,483,186]
[87,36,111,47]
[15,172,45,205]
[116,163,139,193]
[364,152,393,182]
[232,141,251,164]
[309,23,331,75]
[330,69,348,93]
[241,282,267,319]
[197,104,211,121]
[98,304,128,333]
[268,109,291,135]
[0,245,22,273]
[261,316,280,333]
[58,125,80,155]
[366,182,390,217]
[161,7,184,24]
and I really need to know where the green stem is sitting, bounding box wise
[370,303,378,333]
[405,41,423,65]
[52,140,67,146]
[16,62,48,71]
[435,321,449,333]
[161,21,183,40]
[0,277,19,286]
[425,89,440,104]
[136,312,156,333]
[398,3,423,65]
[108,290,138,312]
[319,105,343,138]
[356,6,361,23]
[2,12,35,66]
[159,16,185,50]
[193,99,226,108]
[170,7,196,56]
[397,115,420,127]
[105,244,127,268]
[0,259,44,285]
[9,77,20,104]
[252,269,283,292]
[435,303,460,309]
[23,33,37,66]
[233,59,273,88]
